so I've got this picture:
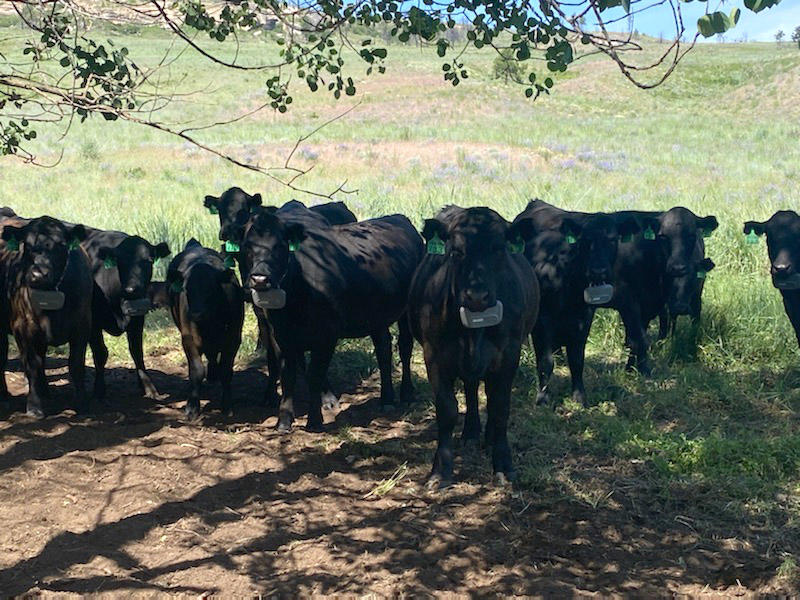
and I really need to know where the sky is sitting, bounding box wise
[590,0,800,42]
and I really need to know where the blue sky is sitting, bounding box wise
[591,0,800,42]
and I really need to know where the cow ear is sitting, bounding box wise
[559,218,582,244]
[697,215,719,237]
[617,217,644,240]
[166,269,184,293]
[204,195,219,215]
[1,224,26,244]
[699,257,715,273]
[152,242,171,259]
[508,217,536,242]
[69,224,87,242]
[97,246,115,261]
[743,220,766,236]
[421,219,448,242]
[285,223,306,251]
[249,193,263,209]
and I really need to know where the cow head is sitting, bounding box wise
[560,214,639,288]
[204,187,263,244]
[240,208,304,296]
[1,216,86,290]
[745,211,800,290]
[422,207,533,313]
[642,207,718,315]
[97,236,171,300]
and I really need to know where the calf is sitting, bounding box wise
[514,200,640,407]
[239,210,423,432]
[151,239,244,419]
[608,207,717,373]
[408,207,539,487]
[0,216,93,417]
[744,211,800,350]
[80,228,171,400]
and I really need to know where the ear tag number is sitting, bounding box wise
[288,240,300,252]
[224,255,236,269]
[224,240,240,253]
[643,227,656,241]
[696,270,706,280]
[6,236,19,252]
[621,233,633,243]
[103,256,117,269]
[426,233,445,255]
[68,238,80,251]
[507,237,525,254]
[565,232,577,245]
[745,230,759,245]
[208,205,218,215]
[170,280,183,293]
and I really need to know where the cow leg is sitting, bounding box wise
[277,350,298,432]
[372,328,395,409]
[0,330,9,406]
[126,316,160,400]
[426,360,457,488]
[18,336,48,418]
[181,334,205,420]
[620,307,650,376]
[532,326,554,405]
[89,326,108,401]
[255,307,268,353]
[262,313,280,407]
[306,341,336,432]
[657,307,670,340]
[485,369,515,484]
[68,338,89,414]
[398,314,415,403]
[461,378,480,449]
[565,332,589,407]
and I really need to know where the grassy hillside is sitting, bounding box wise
[2,22,800,585]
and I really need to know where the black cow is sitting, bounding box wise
[0,216,93,417]
[239,210,423,432]
[514,200,640,407]
[150,239,244,419]
[203,187,357,246]
[79,227,171,400]
[408,207,539,487]
[744,211,800,350]
[607,207,718,373]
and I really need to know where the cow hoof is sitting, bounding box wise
[461,437,480,454]
[306,420,325,433]
[277,419,293,433]
[321,392,340,411]
[379,401,397,414]
[183,406,201,421]
[26,406,45,419]
[425,474,451,491]
[535,392,549,406]
[572,392,588,408]
[494,472,514,487]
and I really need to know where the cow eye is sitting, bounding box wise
[449,248,464,260]
[235,209,249,223]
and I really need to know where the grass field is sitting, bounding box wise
[2,18,800,593]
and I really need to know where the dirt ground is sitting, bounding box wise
[0,357,793,597]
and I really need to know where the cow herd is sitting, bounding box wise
[0,192,798,487]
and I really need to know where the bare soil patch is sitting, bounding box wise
[0,357,793,596]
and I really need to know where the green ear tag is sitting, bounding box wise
[621,233,633,243]
[507,238,525,254]
[643,227,656,241]
[565,232,577,245]
[224,240,240,253]
[426,233,445,255]
[702,228,712,238]
[745,230,759,245]
[68,238,80,251]
[6,236,19,252]
[224,255,236,269]
[288,240,300,252]
[696,270,706,280]
[103,256,117,269]
[170,280,183,293]
[208,205,218,215]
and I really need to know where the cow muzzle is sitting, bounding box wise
[460,301,503,329]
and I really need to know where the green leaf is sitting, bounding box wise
[730,7,741,25]
[621,0,631,12]
[697,12,735,38]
